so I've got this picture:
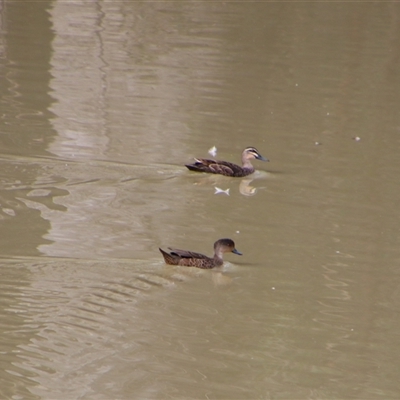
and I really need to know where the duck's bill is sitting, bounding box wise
[256,154,269,162]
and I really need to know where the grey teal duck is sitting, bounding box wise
[159,238,242,269]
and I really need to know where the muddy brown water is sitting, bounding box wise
[1,2,400,399]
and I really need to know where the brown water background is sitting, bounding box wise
[1,2,400,399]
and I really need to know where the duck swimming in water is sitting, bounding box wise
[159,238,242,269]
[185,147,268,177]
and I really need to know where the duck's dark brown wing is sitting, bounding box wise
[159,248,180,265]
[185,158,244,176]
[168,247,210,259]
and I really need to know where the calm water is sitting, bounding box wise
[1,1,400,399]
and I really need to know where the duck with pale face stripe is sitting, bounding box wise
[185,147,269,177]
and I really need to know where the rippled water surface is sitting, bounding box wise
[1,1,400,399]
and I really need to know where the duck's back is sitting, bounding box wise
[168,248,210,259]
[159,247,222,268]
[185,158,252,177]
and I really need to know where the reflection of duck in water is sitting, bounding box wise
[159,238,242,269]
[185,147,268,177]
[239,177,258,196]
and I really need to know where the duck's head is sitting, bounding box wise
[242,147,269,162]
[214,238,242,255]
